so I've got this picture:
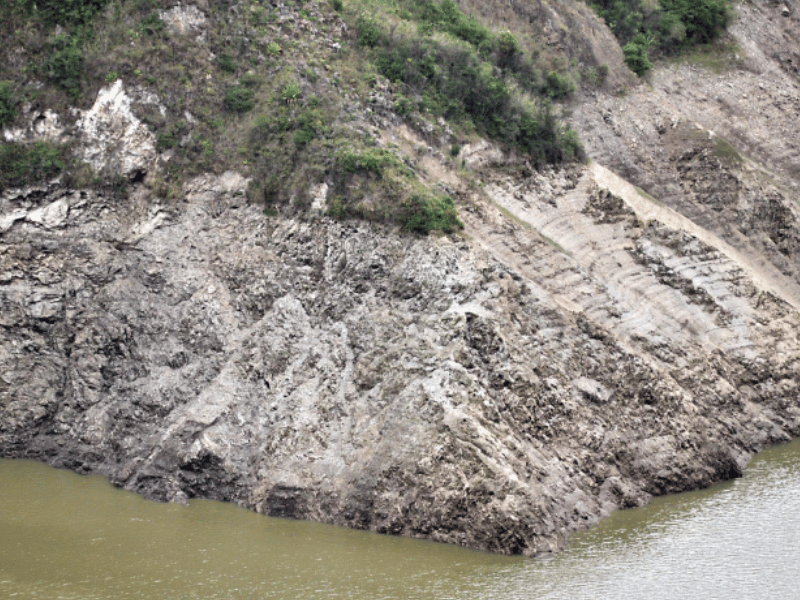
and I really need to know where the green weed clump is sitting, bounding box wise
[0,141,67,190]
[0,81,19,126]
[18,0,111,28]
[225,74,262,114]
[337,147,410,177]
[622,34,654,76]
[42,35,85,99]
[328,145,461,232]
[589,0,732,75]
[401,194,463,234]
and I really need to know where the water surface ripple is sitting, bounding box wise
[1,438,798,599]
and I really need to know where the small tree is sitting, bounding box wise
[623,33,654,76]
[224,85,255,113]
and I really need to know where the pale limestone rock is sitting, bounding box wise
[74,79,157,178]
[310,183,329,212]
[159,4,208,42]
[3,109,68,143]
[26,197,69,229]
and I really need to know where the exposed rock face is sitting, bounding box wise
[1,80,161,181]
[159,4,208,42]
[2,109,69,144]
[568,0,800,288]
[2,157,799,555]
[74,80,159,180]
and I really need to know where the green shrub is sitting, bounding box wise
[393,95,413,117]
[42,34,84,99]
[356,14,383,47]
[332,0,343,11]
[590,0,732,76]
[293,119,317,146]
[19,0,110,27]
[156,130,177,149]
[281,81,301,104]
[660,0,730,44]
[496,30,521,69]
[0,81,19,126]
[338,148,407,176]
[0,141,66,190]
[623,34,654,76]
[401,195,463,234]
[249,174,282,204]
[217,54,237,74]
[140,10,164,37]
[542,71,575,99]
[224,84,255,113]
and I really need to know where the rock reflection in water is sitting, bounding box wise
[1,438,799,600]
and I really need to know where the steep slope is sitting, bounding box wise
[3,156,800,556]
[569,0,800,286]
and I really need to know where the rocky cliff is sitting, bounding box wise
[2,0,800,556]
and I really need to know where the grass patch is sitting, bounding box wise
[670,39,743,73]
[401,194,463,234]
[712,136,743,167]
[0,141,68,190]
[0,81,20,126]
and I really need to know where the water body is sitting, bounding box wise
[1,438,799,600]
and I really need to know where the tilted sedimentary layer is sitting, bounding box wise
[2,157,799,555]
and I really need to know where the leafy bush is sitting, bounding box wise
[623,34,654,76]
[293,109,319,147]
[140,10,164,37]
[590,0,732,75]
[338,148,409,177]
[660,0,730,44]
[217,54,237,74]
[414,0,491,47]
[401,194,463,234]
[156,130,177,149]
[0,81,19,126]
[542,71,575,99]
[356,14,382,47]
[19,0,110,28]
[281,81,301,104]
[224,84,255,113]
[0,141,66,190]
[42,35,84,99]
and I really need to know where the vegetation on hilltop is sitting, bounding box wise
[588,0,733,75]
[0,0,585,234]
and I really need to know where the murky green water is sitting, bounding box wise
[2,438,799,599]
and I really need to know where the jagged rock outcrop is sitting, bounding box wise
[2,155,799,555]
[74,80,160,180]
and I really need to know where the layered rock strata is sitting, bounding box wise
[2,161,799,555]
